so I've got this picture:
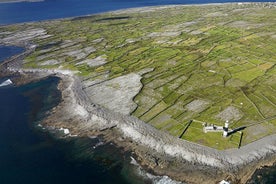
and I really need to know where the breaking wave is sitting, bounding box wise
[148,175,183,184]
[130,157,184,184]
[0,79,13,87]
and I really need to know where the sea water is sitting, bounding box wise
[0,46,24,63]
[0,76,141,184]
[0,0,273,25]
[0,46,159,184]
[0,73,180,184]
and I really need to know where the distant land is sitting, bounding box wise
[0,0,43,3]
[0,2,275,184]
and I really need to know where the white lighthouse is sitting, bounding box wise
[223,120,229,137]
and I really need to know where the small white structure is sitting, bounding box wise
[203,120,230,137]
[219,180,230,184]
[203,124,223,133]
[223,130,228,137]
[223,121,229,137]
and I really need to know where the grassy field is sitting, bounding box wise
[2,3,275,149]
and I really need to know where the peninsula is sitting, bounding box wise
[1,3,276,183]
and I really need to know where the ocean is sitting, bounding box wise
[0,0,273,25]
[0,71,146,184]
[0,46,23,63]
[0,0,275,183]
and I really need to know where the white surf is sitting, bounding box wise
[130,156,185,184]
[0,79,13,87]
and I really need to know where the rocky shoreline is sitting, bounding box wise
[1,58,275,183]
[42,72,276,184]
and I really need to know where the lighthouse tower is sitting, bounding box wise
[223,120,229,137]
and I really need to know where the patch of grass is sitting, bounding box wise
[233,67,264,82]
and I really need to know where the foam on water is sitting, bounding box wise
[0,79,13,87]
[130,156,184,184]
[148,175,183,184]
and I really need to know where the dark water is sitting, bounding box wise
[0,76,149,184]
[0,46,24,63]
[0,0,274,25]
[0,46,171,184]
[247,164,276,184]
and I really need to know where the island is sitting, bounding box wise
[1,3,276,183]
